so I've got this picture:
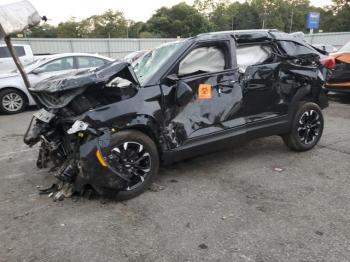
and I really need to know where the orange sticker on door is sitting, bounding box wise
[198,84,212,99]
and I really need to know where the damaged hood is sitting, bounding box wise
[30,61,140,109]
[30,61,139,93]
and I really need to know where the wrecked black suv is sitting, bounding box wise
[24,29,330,200]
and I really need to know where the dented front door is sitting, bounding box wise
[162,70,244,148]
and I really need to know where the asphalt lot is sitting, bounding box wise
[1,94,350,262]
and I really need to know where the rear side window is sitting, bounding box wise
[0,46,25,58]
[178,46,225,76]
[236,45,273,72]
[77,56,106,69]
[278,41,319,56]
[37,57,74,72]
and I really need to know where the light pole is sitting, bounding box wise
[289,10,294,33]
[262,9,268,29]
[126,19,131,38]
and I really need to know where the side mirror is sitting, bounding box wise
[31,67,45,74]
[175,80,193,106]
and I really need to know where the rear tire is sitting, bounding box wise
[106,130,159,201]
[0,88,27,114]
[282,102,324,151]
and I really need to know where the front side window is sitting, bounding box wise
[78,56,106,69]
[37,57,74,73]
[178,46,225,76]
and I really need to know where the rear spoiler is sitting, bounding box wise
[0,0,42,89]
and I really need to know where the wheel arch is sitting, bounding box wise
[289,85,328,117]
[0,86,29,104]
[116,114,166,156]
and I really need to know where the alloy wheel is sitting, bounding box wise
[297,110,321,145]
[2,92,23,112]
[108,142,151,191]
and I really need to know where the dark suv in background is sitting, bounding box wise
[24,29,330,200]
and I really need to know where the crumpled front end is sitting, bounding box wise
[75,129,129,195]
[23,61,144,200]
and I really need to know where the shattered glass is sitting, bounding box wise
[236,45,272,72]
[133,41,184,85]
[278,41,320,57]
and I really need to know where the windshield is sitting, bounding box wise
[339,42,350,52]
[132,41,184,85]
[10,57,49,73]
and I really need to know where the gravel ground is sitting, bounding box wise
[0,94,350,262]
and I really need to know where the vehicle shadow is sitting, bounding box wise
[327,92,350,105]
[158,136,288,181]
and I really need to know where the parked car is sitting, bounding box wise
[23,29,331,200]
[123,50,147,64]
[312,44,338,54]
[0,53,113,114]
[0,44,34,73]
[325,41,350,93]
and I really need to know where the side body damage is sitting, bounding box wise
[23,30,329,199]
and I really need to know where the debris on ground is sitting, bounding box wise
[273,167,285,172]
[148,183,165,192]
[37,182,74,201]
[198,243,208,249]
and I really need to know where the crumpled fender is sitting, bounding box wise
[76,130,126,194]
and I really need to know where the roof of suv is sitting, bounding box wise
[195,29,304,44]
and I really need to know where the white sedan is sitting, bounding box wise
[0,53,114,114]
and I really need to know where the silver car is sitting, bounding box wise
[0,53,114,114]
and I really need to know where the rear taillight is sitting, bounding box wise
[320,56,336,69]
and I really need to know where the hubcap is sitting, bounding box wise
[108,142,151,191]
[297,110,321,145]
[2,92,23,112]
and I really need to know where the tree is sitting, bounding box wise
[15,1,350,38]
[144,2,211,38]
[81,9,128,38]
[29,24,58,38]
[193,0,228,14]
[128,21,146,38]
[57,18,80,37]
[210,2,260,31]
[331,0,350,12]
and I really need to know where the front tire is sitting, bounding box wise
[106,130,159,201]
[282,102,324,151]
[0,88,27,114]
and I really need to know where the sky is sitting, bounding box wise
[0,0,333,25]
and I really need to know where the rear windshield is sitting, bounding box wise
[0,46,26,58]
[278,41,320,56]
